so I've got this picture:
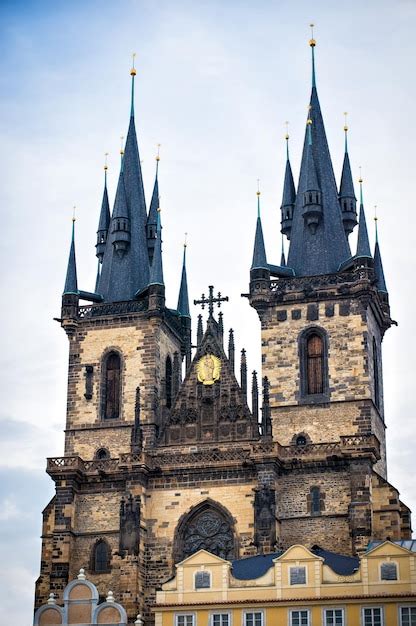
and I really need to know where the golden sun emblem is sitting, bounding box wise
[196,354,221,386]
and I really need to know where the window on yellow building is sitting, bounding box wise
[380,562,397,580]
[290,566,306,585]
[244,611,263,626]
[362,607,383,626]
[324,608,344,625]
[175,615,194,626]
[400,606,416,626]
[211,613,230,626]
[289,609,310,626]
[195,571,210,589]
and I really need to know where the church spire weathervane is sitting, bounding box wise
[309,23,316,88]
[130,53,136,118]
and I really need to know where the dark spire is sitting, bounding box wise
[287,33,351,276]
[261,376,272,438]
[111,166,131,257]
[63,217,78,295]
[218,312,224,343]
[98,60,149,302]
[355,177,372,259]
[197,314,203,347]
[280,127,296,240]
[374,216,388,293]
[339,114,358,236]
[177,241,190,317]
[149,210,164,286]
[240,349,247,398]
[228,328,235,371]
[251,189,268,270]
[96,156,111,262]
[280,233,286,266]
[251,370,259,423]
[147,147,160,264]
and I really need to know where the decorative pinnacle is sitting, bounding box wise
[130,52,137,76]
[358,165,362,184]
[374,206,379,241]
[72,205,76,223]
[256,179,260,196]
[309,23,316,47]
[285,121,290,159]
[358,167,363,204]
[156,143,161,162]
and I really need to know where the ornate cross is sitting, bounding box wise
[194,285,229,318]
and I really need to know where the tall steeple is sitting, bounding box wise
[251,187,268,271]
[339,114,358,236]
[355,175,372,259]
[63,215,78,295]
[147,146,160,264]
[96,155,111,262]
[373,214,388,293]
[177,238,190,317]
[280,125,296,240]
[287,29,351,276]
[149,209,164,286]
[98,55,150,301]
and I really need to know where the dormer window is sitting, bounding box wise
[290,566,306,585]
[195,571,211,589]
[380,562,397,581]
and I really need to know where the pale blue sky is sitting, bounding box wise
[1,1,415,623]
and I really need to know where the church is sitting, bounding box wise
[34,34,412,625]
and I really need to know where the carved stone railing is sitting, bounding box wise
[278,434,380,461]
[150,447,252,468]
[78,300,147,319]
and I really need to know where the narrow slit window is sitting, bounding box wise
[93,540,110,573]
[104,352,121,419]
[166,356,173,408]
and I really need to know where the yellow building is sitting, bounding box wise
[155,542,416,626]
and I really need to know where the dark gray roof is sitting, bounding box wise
[63,221,78,295]
[287,76,351,276]
[356,203,372,258]
[339,150,356,200]
[149,211,164,286]
[97,87,150,302]
[251,207,268,270]
[281,158,296,207]
[231,546,359,580]
[97,173,111,232]
[147,161,159,227]
[177,246,190,317]
[374,238,387,293]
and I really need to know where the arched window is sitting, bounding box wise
[103,352,121,419]
[310,486,321,515]
[165,356,173,408]
[92,540,110,573]
[296,435,307,447]
[373,337,380,408]
[95,448,109,460]
[306,334,324,394]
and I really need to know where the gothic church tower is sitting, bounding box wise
[35,41,411,625]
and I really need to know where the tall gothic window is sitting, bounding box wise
[306,333,324,394]
[373,337,380,408]
[310,486,321,515]
[92,539,110,573]
[103,352,121,419]
[166,356,173,408]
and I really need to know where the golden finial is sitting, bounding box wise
[130,52,137,76]
[307,104,312,125]
[120,136,124,156]
[358,165,362,184]
[256,179,261,196]
[184,232,188,248]
[104,152,109,171]
[343,112,348,133]
[156,143,161,162]
[285,120,289,141]
[309,23,316,47]
[72,205,76,223]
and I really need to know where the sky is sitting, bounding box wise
[0,0,415,623]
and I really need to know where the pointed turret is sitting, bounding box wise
[177,242,190,317]
[339,116,358,236]
[280,234,286,266]
[98,58,149,302]
[374,218,388,294]
[149,210,164,286]
[63,218,78,295]
[251,190,268,271]
[355,177,372,260]
[96,158,111,262]
[147,148,160,264]
[280,129,296,239]
[287,32,350,276]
